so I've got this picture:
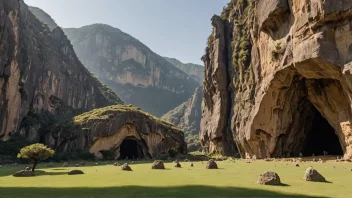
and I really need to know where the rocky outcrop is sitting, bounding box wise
[201,0,352,159]
[58,24,199,117]
[162,86,202,151]
[0,0,122,142]
[163,57,204,85]
[45,105,186,159]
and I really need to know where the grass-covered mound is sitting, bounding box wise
[73,105,182,133]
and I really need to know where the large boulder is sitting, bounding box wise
[257,171,281,185]
[152,160,165,169]
[121,163,132,171]
[304,167,326,182]
[68,170,84,175]
[13,170,35,177]
[206,159,218,169]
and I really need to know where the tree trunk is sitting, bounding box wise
[32,159,38,172]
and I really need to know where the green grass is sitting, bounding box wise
[73,105,182,133]
[0,160,351,197]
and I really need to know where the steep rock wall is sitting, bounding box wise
[201,0,352,159]
[0,0,122,142]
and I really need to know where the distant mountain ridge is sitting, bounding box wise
[29,6,203,118]
[163,57,204,85]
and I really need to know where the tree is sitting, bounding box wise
[17,143,55,172]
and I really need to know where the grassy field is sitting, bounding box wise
[0,159,351,198]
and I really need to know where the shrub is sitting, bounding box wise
[154,154,169,161]
[168,150,177,158]
[17,143,54,172]
[99,150,115,160]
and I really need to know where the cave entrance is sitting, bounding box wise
[302,106,343,156]
[118,138,144,160]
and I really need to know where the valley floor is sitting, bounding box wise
[0,159,351,198]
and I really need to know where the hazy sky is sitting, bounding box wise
[24,0,229,65]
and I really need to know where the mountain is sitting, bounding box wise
[162,86,202,152]
[0,0,123,143]
[60,24,199,117]
[201,0,352,159]
[28,6,58,30]
[163,57,204,84]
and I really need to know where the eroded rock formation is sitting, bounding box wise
[45,105,186,159]
[201,0,352,159]
[0,0,122,142]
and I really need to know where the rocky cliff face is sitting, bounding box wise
[46,105,186,159]
[202,0,352,159]
[0,0,122,142]
[163,57,204,85]
[162,86,202,151]
[59,24,199,117]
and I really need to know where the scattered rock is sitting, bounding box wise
[174,162,182,168]
[257,171,281,185]
[25,167,31,171]
[13,170,35,177]
[62,162,68,167]
[68,170,84,175]
[303,167,326,182]
[191,163,194,167]
[75,164,80,167]
[121,163,132,171]
[206,159,218,169]
[152,160,165,169]
[295,164,300,167]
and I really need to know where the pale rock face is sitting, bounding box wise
[201,0,352,159]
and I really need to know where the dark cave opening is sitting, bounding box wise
[118,138,144,160]
[302,107,343,156]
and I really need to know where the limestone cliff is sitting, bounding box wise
[46,105,186,159]
[202,0,352,159]
[163,57,204,85]
[60,24,199,117]
[162,86,202,151]
[0,0,123,142]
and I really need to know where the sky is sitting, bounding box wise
[24,0,229,65]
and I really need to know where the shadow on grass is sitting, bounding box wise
[0,185,327,198]
[34,170,67,176]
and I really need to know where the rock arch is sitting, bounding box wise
[89,123,151,159]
